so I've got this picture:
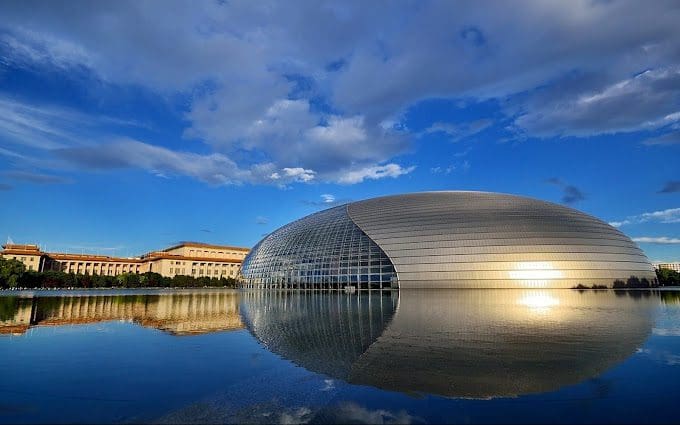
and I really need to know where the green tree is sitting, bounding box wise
[18,271,42,288]
[0,257,26,288]
[140,272,164,287]
[41,271,64,288]
[80,272,93,289]
[116,273,141,288]
[657,268,680,286]
[0,263,243,289]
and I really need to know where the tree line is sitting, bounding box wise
[2,256,680,289]
[655,268,680,287]
[0,257,238,289]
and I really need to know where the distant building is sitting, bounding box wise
[0,241,249,279]
[654,262,680,273]
[0,244,45,272]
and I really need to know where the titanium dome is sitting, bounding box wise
[239,191,655,289]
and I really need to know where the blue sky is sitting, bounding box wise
[0,1,678,261]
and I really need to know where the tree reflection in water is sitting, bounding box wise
[0,291,243,336]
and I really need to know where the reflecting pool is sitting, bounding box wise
[1,288,680,424]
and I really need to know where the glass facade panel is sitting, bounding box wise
[239,206,396,289]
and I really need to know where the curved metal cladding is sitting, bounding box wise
[239,205,397,289]
[347,191,656,288]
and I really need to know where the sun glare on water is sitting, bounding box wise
[517,293,561,313]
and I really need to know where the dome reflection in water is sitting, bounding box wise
[240,290,399,380]
[241,289,655,399]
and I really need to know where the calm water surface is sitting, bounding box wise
[1,288,679,424]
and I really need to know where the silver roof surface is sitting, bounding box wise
[348,191,654,288]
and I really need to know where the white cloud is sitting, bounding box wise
[431,165,455,175]
[424,119,492,142]
[611,208,680,227]
[2,0,680,183]
[636,348,680,366]
[639,208,680,224]
[653,328,680,337]
[321,379,335,392]
[323,402,421,425]
[282,167,315,183]
[3,170,72,184]
[55,138,317,186]
[643,131,680,146]
[0,146,27,159]
[515,67,680,137]
[189,96,409,181]
[279,407,313,425]
[0,28,92,71]
[0,97,101,150]
[303,193,350,207]
[306,116,367,144]
[453,147,472,158]
[632,237,680,244]
[430,160,470,175]
[337,163,415,184]
[57,138,249,185]
[0,96,411,187]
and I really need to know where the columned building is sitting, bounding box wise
[654,262,680,273]
[0,241,249,279]
[0,244,45,271]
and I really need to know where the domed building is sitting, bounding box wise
[239,191,655,289]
